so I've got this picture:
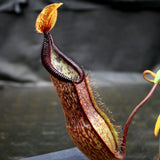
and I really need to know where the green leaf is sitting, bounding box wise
[154,70,160,84]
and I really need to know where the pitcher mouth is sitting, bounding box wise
[41,32,84,83]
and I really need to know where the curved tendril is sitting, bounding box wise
[143,70,156,83]
[121,69,160,158]
[143,69,160,84]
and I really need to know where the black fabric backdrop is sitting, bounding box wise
[0,0,160,82]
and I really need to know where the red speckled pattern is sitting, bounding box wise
[50,74,120,160]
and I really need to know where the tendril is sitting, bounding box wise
[143,70,156,83]
[143,69,160,84]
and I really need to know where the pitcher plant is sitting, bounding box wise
[35,3,160,160]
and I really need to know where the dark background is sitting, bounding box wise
[0,0,160,83]
[0,1,160,160]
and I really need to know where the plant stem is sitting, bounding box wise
[120,82,159,157]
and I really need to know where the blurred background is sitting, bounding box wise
[0,0,160,160]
